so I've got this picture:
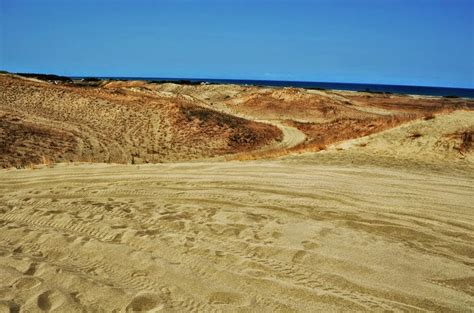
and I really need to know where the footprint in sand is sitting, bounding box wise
[125,292,166,312]
[301,240,319,250]
[23,262,37,276]
[14,276,42,290]
[292,250,307,262]
[37,290,60,311]
[0,300,20,313]
[23,289,79,312]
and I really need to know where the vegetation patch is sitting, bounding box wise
[445,129,473,154]
[181,104,245,128]
[459,131,473,153]
[287,114,416,150]
[16,72,73,82]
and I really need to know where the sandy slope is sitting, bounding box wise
[0,111,473,312]
[0,75,282,168]
[151,82,473,153]
[3,74,473,168]
[295,110,474,171]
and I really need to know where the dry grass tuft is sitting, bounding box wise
[445,128,473,154]
[460,131,473,153]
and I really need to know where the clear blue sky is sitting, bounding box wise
[1,0,473,88]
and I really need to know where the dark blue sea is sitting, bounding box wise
[78,77,474,99]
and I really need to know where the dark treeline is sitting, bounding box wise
[15,72,73,82]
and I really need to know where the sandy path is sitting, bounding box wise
[182,93,307,151]
[200,103,307,151]
[255,119,307,150]
[0,159,472,312]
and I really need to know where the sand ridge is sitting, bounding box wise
[0,74,282,168]
[0,75,473,312]
[2,73,473,167]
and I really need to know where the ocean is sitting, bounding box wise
[77,77,474,99]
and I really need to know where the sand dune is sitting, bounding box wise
[2,73,472,167]
[297,110,474,171]
[151,81,472,153]
[0,74,282,168]
[0,75,473,311]
[0,111,473,312]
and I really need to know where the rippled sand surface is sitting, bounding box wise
[1,161,472,311]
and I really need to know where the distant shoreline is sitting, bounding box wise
[2,71,473,98]
[77,77,474,99]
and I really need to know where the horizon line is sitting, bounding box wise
[3,69,473,90]
[74,76,474,90]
